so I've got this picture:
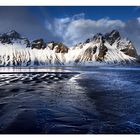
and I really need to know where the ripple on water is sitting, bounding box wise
[0,66,140,134]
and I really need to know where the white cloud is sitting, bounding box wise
[137,17,140,23]
[45,20,52,31]
[122,18,140,53]
[45,13,125,46]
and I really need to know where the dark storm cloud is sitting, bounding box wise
[0,7,59,42]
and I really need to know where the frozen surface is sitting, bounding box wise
[0,66,140,134]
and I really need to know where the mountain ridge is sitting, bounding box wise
[0,30,139,66]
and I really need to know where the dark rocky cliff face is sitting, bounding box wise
[119,41,138,57]
[96,44,108,62]
[84,30,138,59]
[31,39,46,49]
[48,42,69,53]
[54,43,69,53]
[0,30,30,47]
[104,30,120,45]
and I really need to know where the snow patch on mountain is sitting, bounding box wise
[0,30,138,66]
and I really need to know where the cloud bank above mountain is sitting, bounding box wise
[45,13,140,53]
[0,7,139,53]
[45,13,125,46]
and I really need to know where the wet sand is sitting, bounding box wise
[0,66,140,134]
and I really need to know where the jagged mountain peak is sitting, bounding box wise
[71,29,138,64]
[0,30,30,47]
[92,33,104,43]
[5,30,21,39]
[84,30,121,45]
[85,33,103,44]
[106,29,120,37]
[0,29,138,66]
[93,33,103,38]
[104,30,121,45]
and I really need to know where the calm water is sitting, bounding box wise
[0,66,140,134]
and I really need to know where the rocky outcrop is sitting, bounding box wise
[31,39,46,49]
[84,30,138,59]
[84,46,97,60]
[48,42,69,53]
[54,43,69,53]
[86,30,120,46]
[104,30,120,45]
[85,33,104,44]
[92,33,103,43]
[0,30,21,44]
[96,44,108,61]
[6,30,21,39]
[75,46,97,62]
[0,30,30,47]
[0,33,12,44]
[0,29,138,66]
[119,41,138,57]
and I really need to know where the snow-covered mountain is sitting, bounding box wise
[0,30,139,66]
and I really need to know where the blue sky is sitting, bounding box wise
[33,6,140,21]
[0,6,140,52]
